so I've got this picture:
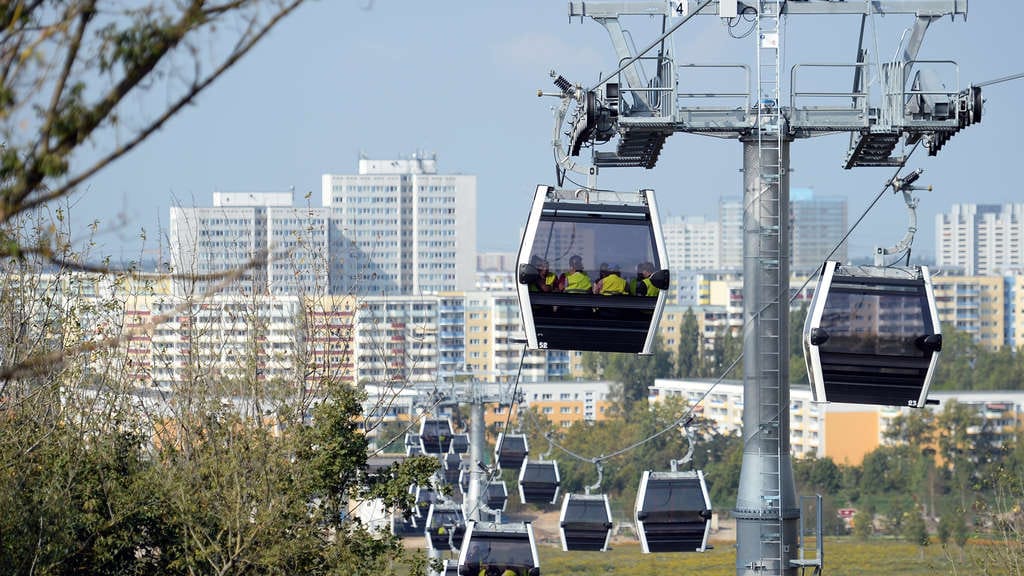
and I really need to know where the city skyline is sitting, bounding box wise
[71,2,1023,266]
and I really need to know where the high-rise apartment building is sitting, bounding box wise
[169,192,330,296]
[321,154,477,296]
[789,188,847,273]
[662,215,721,271]
[936,204,1024,276]
[702,194,846,274]
[931,274,1006,350]
[719,197,744,271]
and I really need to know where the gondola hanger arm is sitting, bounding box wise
[874,168,932,266]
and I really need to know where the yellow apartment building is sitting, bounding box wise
[931,274,1004,350]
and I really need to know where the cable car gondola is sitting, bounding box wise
[458,466,471,497]
[450,433,470,455]
[425,503,466,552]
[516,185,670,354]
[457,521,540,576]
[406,433,422,457]
[518,459,560,506]
[559,493,614,552]
[486,480,509,512]
[495,433,529,471]
[412,485,438,524]
[803,261,942,407]
[420,418,454,455]
[434,559,459,576]
[634,470,713,553]
[443,452,463,486]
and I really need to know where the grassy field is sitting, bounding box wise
[533,537,1014,575]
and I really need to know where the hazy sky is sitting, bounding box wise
[74,1,1023,265]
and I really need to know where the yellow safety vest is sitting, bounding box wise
[599,274,628,295]
[565,271,592,293]
[640,277,660,297]
[528,272,557,292]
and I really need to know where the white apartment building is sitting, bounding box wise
[353,295,440,386]
[321,154,477,296]
[719,197,744,271]
[936,203,1024,276]
[662,215,721,271]
[168,191,330,296]
[650,379,824,458]
[146,294,304,390]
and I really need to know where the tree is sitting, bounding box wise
[0,3,452,571]
[581,335,673,413]
[936,400,983,511]
[1,0,312,381]
[902,506,930,560]
[701,324,741,379]
[852,509,873,541]
[789,304,809,384]
[676,307,701,378]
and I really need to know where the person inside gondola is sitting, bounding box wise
[528,255,557,292]
[634,261,660,297]
[593,263,629,295]
[558,254,592,293]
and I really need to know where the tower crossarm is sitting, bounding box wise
[570,1,967,18]
[565,0,978,170]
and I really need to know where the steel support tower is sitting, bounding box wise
[558,1,977,573]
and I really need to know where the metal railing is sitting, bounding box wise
[676,63,751,110]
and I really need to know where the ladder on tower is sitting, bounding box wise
[755,1,786,572]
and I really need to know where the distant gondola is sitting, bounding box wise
[457,521,540,576]
[424,503,466,552]
[803,261,941,407]
[450,433,470,455]
[634,470,713,553]
[518,460,560,506]
[515,185,670,354]
[486,480,509,512]
[420,418,454,455]
[495,433,529,471]
[559,493,614,552]
[443,452,463,487]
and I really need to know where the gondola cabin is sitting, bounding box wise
[495,433,529,471]
[412,485,437,522]
[434,560,459,576]
[803,261,942,407]
[406,433,422,457]
[450,433,470,455]
[425,503,466,552]
[486,481,509,512]
[518,460,561,506]
[458,521,540,576]
[634,470,713,553]
[559,493,614,552]
[443,453,463,486]
[420,418,454,455]
[516,185,670,354]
